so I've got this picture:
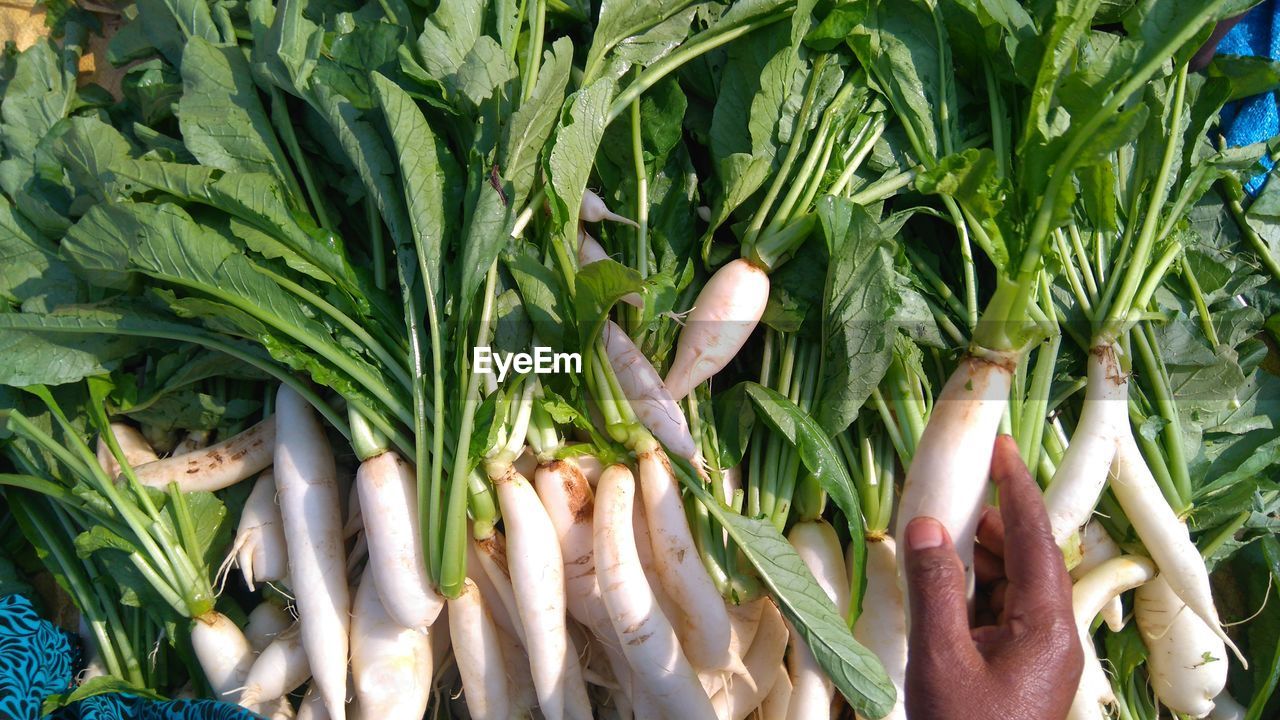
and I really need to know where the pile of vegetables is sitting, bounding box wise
[2,0,1280,718]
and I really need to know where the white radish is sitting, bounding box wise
[581,188,639,227]
[245,601,293,652]
[785,520,850,720]
[894,353,1016,600]
[1071,522,1125,632]
[295,682,361,720]
[577,453,605,487]
[790,522,851,618]
[1067,555,1157,720]
[594,464,716,720]
[134,416,276,491]
[350,570,433,720]
[725,598,765,676]
[714,599,789,720]
[489,463,592,720]
[1135,575,1228,718]
[581,230,643,308]
[496,617,541,717]
[172,429,212,456]
[1111,433,1242,661]
[97,422,159,476]
[604,321,696,460]
[142,426,178,455]
[471,532,526,644]
[76,617,107,682]
[262,697,296,720]
[1043,345,1126,547]
[761,671,793,720]
[239,623,311,709]
[700,669,726,700]
[514,446,538,482]
[496,614,542,712]
[1208,691,1246,720]
[344,481,362,540]
[631,478,682,626]
[449,579,511,720]
[534,459,603,629]
[274,387,349,720]
[663,258,772,401]
[534,458,637,710]
[355,451,443,630]
[631,677,663,720]
[223,471,289,592]
[853,538,906,720]
[296,682,328,720]
[636,440,735,672]
[190,611,255,704]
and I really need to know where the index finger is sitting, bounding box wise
[989,435,1073,608]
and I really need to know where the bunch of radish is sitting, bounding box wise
[3,0,1278,717]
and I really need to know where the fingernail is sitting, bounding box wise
[906,517,945,550]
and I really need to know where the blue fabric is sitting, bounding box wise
[0,595,75,720]
[52,696,264,720]
[0,594,263,720]
[1217,0,1280,194]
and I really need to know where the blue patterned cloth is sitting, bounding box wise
[0,595,75,720]
[0,595,262,720]
[55,697,263,720]
[1217,0,1280,194]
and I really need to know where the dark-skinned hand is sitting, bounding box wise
[902,435,1083,720]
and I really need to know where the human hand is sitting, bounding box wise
[902,435,1083,720]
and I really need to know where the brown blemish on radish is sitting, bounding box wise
[549,460,595,524]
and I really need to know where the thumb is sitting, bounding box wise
[903,517,979,667]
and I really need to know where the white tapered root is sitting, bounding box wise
[1071,522,1126,632]
[350,570,433,720]
[1136,575,1229,718]
[356,451,443,630]
[491,464,592,720]
[1111,434,1243,664]
[274,387,349,720]
[636,442,735,673]
[449,580,512,720]
[245,601,292,653]
[761,671,793,720]
[785,520,849,720]
[604,321,695,460]
[1043,345,1127,547]
[221,470,288,593]
[854,538,906,720]
[895,353,1015,600]
[1068,556,1157,720]
[581,189,639,227]
[238,622,310,709]
[97,423,159,477]
[663,258,771,401]
[713,598,789,720]
[191,611,254,704]
[135,416,275,491]
[595,464,716,720]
